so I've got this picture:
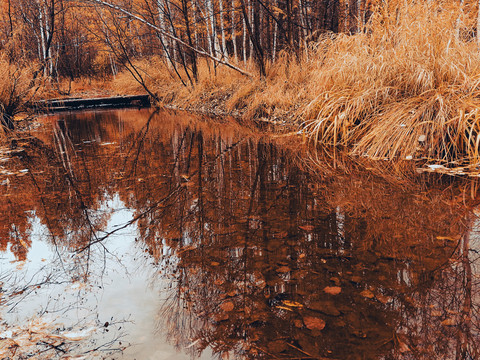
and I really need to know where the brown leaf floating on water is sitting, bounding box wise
[298,225,314,231]
[324,286,341,295]
[220,301,234,312]
[360,289,375,299]
[303,316,326,331]
[441,318,456,326]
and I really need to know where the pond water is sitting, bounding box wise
[1,108,480,359]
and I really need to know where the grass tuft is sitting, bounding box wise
[302,1,480,163]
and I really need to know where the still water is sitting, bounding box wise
[1,108,480,359]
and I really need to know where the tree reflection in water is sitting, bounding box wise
[1,108,480,359]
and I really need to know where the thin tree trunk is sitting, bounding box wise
[86,0,253,76]
[218,0,228,58]
[239,0,265,76]
[182,0,198,81]
[231,0,238,60]
[207,0,220,57]
[272,0,277,62]
[357,0,363,32]
[157,0,170,62]
[299,0,308,58]
[243,15,247,62]
[7,0,13,36]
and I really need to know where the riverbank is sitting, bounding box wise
[103,2,480,168]
[4,1,480,169]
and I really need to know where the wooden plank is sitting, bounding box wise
[32,95,151,112]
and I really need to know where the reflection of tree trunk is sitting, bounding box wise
[197,132,205,243]
[456,231,472,359]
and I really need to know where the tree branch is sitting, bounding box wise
[79,0,254,77]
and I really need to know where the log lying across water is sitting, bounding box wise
[32,95,151,112]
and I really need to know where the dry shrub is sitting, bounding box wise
[302,0,480,164]
[0,56,35,132]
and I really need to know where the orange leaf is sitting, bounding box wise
[324,286,342,295]
[303,316,326,331]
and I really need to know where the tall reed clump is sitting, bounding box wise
[301,0,480,164]
[0,56,34,134]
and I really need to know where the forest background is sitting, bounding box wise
[2,0,480,165]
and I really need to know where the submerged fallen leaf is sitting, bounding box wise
[299,225,314,231]
[324,286,341,295]
[441,318,456,326]
[360,289,374,299]
[436,235,461,241]
[276,266,291,273]
[294,319,303,328]
[375,293,392,304]
[220,301,234,312]
[303,316,326,331]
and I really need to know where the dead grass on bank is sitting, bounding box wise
[111,53,309,121]
[110,0,480,166]
[302,1,480,164]
[0,56,35,139]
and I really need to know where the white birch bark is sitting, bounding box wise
[43,3,53,76]
[231,0,237,60]
[86,0,253,76]
[157,0,170,61]
[272,0,278,62]
[357,0,362,32]
[37,1,46,64]
[455,0,465,41]
[242,15,247,62]
[193,0,199,48]
[207,0,220,57]
[218,0,228,58]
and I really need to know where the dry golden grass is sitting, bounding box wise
[112,54,309,121]
[104,0,480,166]
[50,77,113,98]
[302,1,480,164]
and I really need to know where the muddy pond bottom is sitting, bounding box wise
[1,108,480,359]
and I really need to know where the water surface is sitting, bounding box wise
[1,109,480,359]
